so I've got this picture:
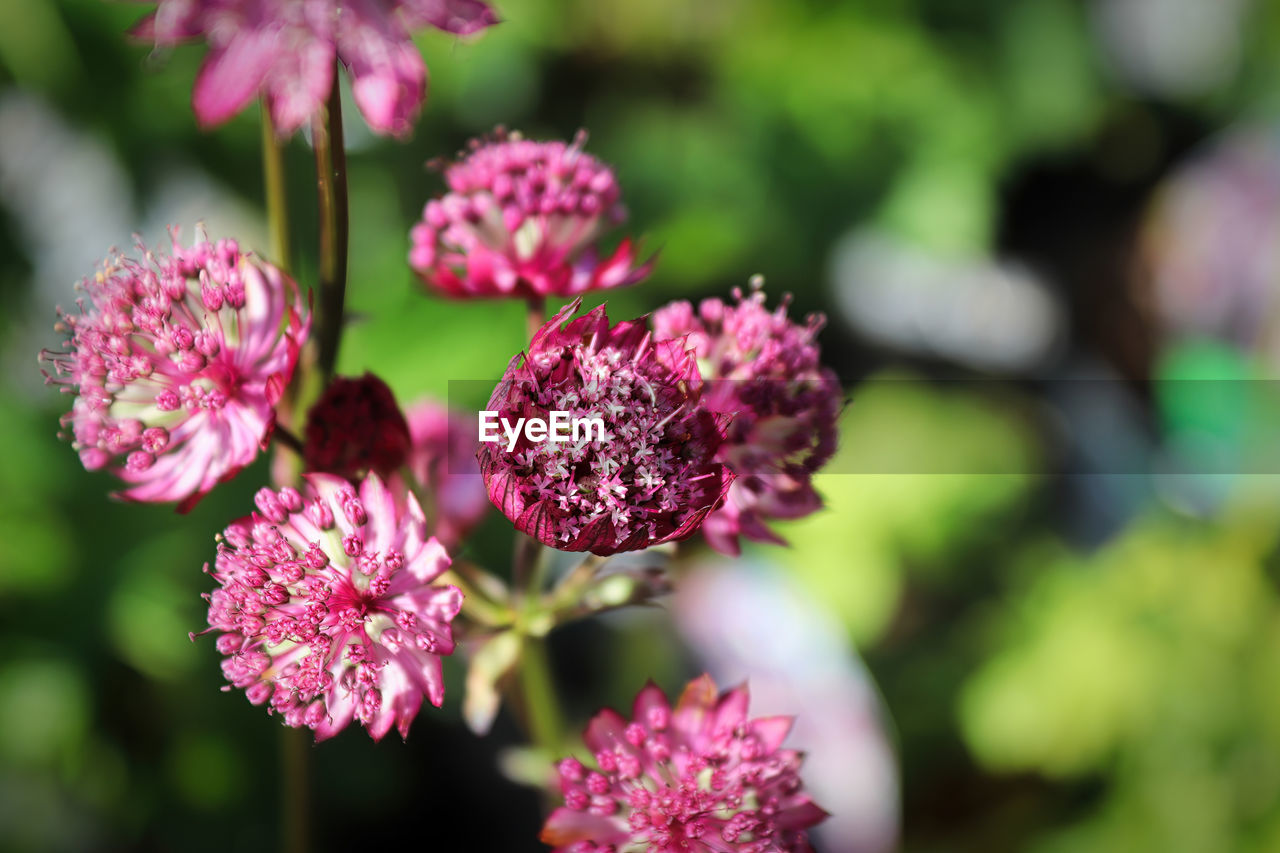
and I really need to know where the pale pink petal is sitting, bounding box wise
[339,0,426,136]
[750,715,795,753]
[672,673,718,737]
[400,0,500,35]
[583,708,628,754]
[191,26,279,127]
[710,683,751,735]
[631,681,671,727]
[262,34,335,134]
[539,808,627,849]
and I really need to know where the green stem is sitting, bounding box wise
[526,295,545,343]
[437,568,512,629]
[513,530,544,592]
[261,106,291,272]
[281,725,310,853]
[518,633,564,757]
[313,71,349,383]
[264,107,309,853]
[273,425,305,456]
[264,104,305,486]
[513,534,565,768]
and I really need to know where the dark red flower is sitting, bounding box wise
[479,300,732,555]
[304,373,412,480]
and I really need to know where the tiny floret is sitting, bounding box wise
[409,128,651,299]
[202,473,461,741]
[40,229,309,510]
[478,300,733,555]
[541,675,829,852]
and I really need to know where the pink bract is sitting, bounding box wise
[652,283,842,555]
[542,675,829,853]
[40,229,309,511]
[404,399,490,548]
[409,129,651,299]
[132,0,499,136]
[478,300,733,555]
[203,472,461,741]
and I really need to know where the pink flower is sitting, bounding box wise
[40,230,309,511]
[304,373,412,480]
[404,399,490,548]
[203,472,461,741]
[652,283,841,555]
[132,0,499,136]
[409,129,651,299]
[479,300,733,555]
[541,675,829,853]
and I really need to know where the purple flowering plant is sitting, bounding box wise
[39,3,843,849]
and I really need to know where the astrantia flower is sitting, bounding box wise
[409,129,651,299]
[304,373,412,480]
[541,675,828,853]
[478,300,732,555]
[652,282,841,555]
[203,472,461,741]
[40,230,309,510]
[133,0,499,136]
[405,399,490,547]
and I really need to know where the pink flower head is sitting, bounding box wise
[40,229,309,510]
[652,282,842,555]
[541,675,829,853]
[304,373,412,480]
[405,399,490,547]
[479,300,733,555]
[203,472,461,741]
[132,0,499,136]
[409,129,651,299]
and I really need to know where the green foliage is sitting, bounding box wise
[776,374,1038,645]
[963,514,1280,851]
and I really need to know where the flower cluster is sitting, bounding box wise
[205,473,461,740]
[652,282,841,555]
[41,8,845,836]
[133,0,499,136]
[410,129,650,299]
[542,675,828,852]
[479,300,734,555]
[40,230,308,510]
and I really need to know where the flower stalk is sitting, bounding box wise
[261,107,291,271]
[512,531,564,760]
[514,293,562,767]
[313,73,350,383]
[517,633,564,759]
[272,425,305,455]
[526,295,545,343]
[281,726,310,853]
[263,105,308,853]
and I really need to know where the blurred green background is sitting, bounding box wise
[7,0,1280,850]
